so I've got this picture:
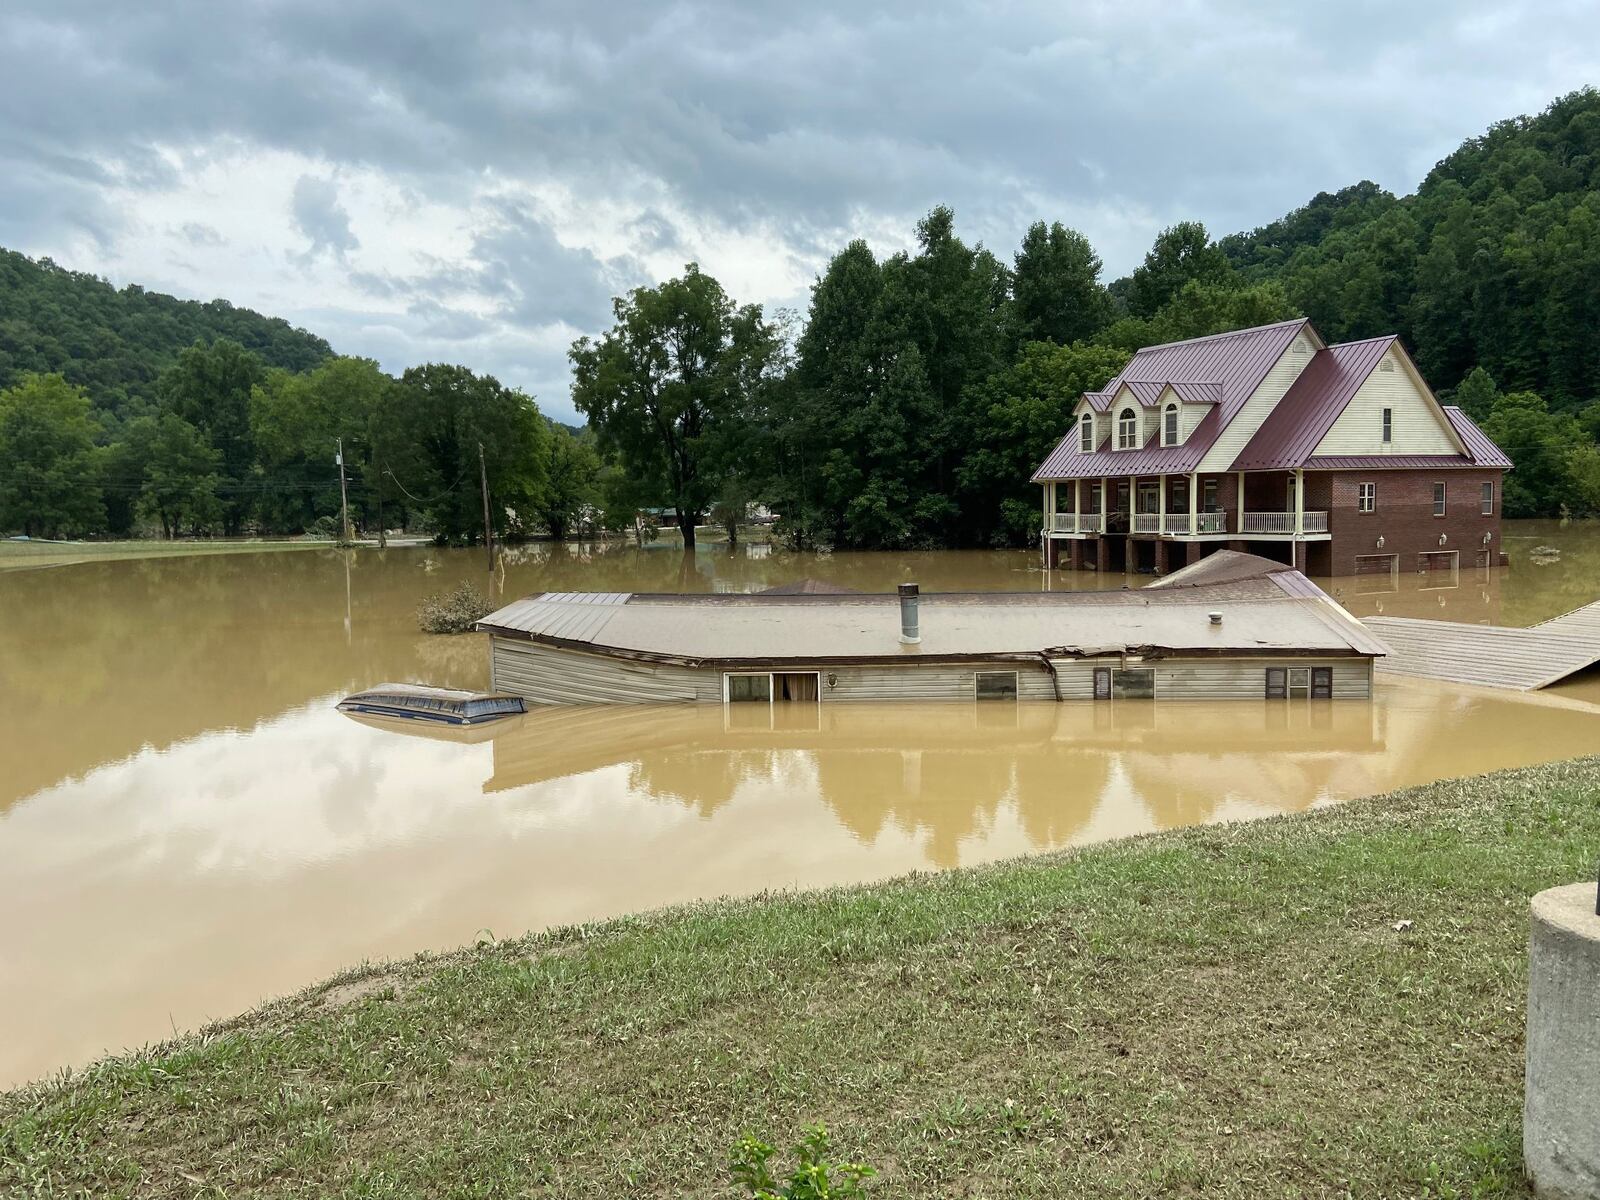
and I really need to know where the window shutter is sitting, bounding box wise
[1265,668,1287,699]
[1311,668,1332,699]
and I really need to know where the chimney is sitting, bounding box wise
[898,582,921,644]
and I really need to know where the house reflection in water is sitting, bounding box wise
[481,699,1387,868]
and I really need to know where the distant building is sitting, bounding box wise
[1033,318,1512,578]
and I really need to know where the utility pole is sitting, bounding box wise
[336,437,352,544]
[479,442,494,572]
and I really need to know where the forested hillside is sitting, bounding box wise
[1217,88,1600,412]
[0,250,333,419]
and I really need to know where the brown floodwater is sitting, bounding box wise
[3,520,1600,1087]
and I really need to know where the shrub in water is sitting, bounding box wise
[417,582,493,634]
[730,1124,874,1198]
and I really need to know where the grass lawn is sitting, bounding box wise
[4,758,1597,1198]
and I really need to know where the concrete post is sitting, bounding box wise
[1525,882,1600,1199]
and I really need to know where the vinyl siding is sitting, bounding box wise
[1180,402,1210,441]
[493,637,1372,704]
[1197,333,1317,473]
[492,639,717,704]
[1312,347,1460,457]
[1049,657,1371,700]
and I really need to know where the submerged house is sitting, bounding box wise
[1034,318,1513,578]
[477,552,1385,705]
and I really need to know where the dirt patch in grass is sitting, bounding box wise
[3,758,1596,1198]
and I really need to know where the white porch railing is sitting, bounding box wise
[1132,513,1161,534]
[1050,513,1106,533]
[1162,514,1191,535]
[1196,511,1227,534]
[1241,511,1328,534]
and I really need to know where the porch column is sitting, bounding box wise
[1237,470,1246,535]
[1157,473,1166,535]
[1293,468,1305,537]
[1043,481,1053,529]
[1189,472,1199,534]
[1073,479,1081,528]
[1101,475,1109,528]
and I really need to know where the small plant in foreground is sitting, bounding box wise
[730,1124,875,1198]
[416,582,493,634]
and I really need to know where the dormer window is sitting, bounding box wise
[1080,414,1094,453]
[1117,408,1138,450]
[1163,402,1179,446]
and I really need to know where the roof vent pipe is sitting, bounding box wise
[898,583,921,644]
[1209,611,1223,626]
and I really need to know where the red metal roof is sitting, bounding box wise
[1033,318,1309,481]
[1443,407,1514,468]
[1229,336,1394,471]
[1170,380,1222,405]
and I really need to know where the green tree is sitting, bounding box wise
[386,363,551,543]
[0,374,105,537]
[122,412,224,538]
[1452,366,1500,421]
[1125,221,1234,318]
[1480,390,1581,517]
[157,339,264,534]
[570,264,779,550]
[249,356,395,534]
[534,424,601,540]
[956,341,1126,543]
[1012,221,1110,345]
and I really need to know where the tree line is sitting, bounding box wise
[7,89,1600,545]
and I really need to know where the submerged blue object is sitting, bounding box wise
[337,684,525,726]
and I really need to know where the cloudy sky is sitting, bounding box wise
[3,2,1597,423]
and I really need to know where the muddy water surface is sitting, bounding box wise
[3,521,1600,1086]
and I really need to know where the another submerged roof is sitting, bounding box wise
[755,579,863,595]
[480,562,1384,667]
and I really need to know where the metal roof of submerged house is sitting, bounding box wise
[478,554,1385,667]
[1033,319,1511,481]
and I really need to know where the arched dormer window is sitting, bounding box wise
[1080,414,1094,452]
[1163,402,1179,446]
[1117,407,1138,450]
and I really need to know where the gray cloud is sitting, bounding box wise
[291,175,358,260]
[2,0,1599,423]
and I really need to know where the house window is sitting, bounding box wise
[1112,668,1155,699]
[725,673,771,703]
[1481,482,1494,515]
[1163,402,1179,445]
[1358,482,1375,513]
[1080,415,1094,453]
[1381,407,1393,444]
[975,671,1018,701]
[1433,482,1447,517]
[1117,407,1138,450]
[1202,479,1219,511]
[1172,479,1188,512]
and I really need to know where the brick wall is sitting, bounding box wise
[1315,468,1504,577]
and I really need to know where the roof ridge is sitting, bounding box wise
[1323,333,1398,350]
[1131,316,1307,354]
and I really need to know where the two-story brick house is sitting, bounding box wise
[1033,317,1512,578]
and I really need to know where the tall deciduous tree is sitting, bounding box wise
[534,425,602,540]
[1125,221,1234,318]
[0,374,105,537]
[157,338,264,534]
[570,265,779,550]
[1012,221,1110,345]
[386,363,551,544]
